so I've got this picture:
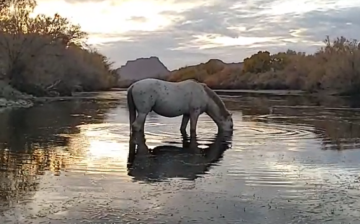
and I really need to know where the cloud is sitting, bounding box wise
[35,0,360,70]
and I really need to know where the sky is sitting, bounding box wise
[33,0,360,70]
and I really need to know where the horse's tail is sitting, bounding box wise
[127,85,136,131]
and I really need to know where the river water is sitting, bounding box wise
[1,91,360,224]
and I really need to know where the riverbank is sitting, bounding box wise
[0,81,34,109]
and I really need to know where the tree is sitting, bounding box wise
[270,52,291,71]
[242,51,272,74]
[0,0,114,96]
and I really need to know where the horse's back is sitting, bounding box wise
[129,78,208,117]
[130,78,162,89]
[131,78,204,95]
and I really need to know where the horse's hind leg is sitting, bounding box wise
[129,109,136,131]
[132,112,148,132]
[189,110,200,135]
[180,114,190,134]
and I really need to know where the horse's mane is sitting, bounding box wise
[186,78,200,83]
[201,84,230,117]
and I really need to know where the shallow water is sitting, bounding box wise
[1,93,360,223]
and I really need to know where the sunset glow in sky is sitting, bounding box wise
[34,0,360,69]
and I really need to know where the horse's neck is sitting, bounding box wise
[205,99,222,126]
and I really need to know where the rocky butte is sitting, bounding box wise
[116,56,170,87]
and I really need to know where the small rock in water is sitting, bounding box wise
[0,98,7,107]
[0,98,33,108]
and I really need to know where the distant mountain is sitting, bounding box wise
[226,62,244,70]
[116,56,170,86]
[170,59,243,74]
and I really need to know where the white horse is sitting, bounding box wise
[126,78,234,135]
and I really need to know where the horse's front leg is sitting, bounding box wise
[180,114,189,134]
[189,110,200,136]
[132,112,148,133]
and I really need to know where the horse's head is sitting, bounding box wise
[218,112,234,132]
[201,84,234,132]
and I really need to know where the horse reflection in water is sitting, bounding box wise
[127,132,233,182]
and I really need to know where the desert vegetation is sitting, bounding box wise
[168,36,360,95]
[0,0,118,97]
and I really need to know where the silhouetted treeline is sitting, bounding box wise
[168,36,360,96]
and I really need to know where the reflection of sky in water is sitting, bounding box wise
[63,124,131,177]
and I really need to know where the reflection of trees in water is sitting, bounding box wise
[0,100,119,211]
[127,132,233,182]
[224,95,360,115]
[0,100,118,145]
[231,95,360,150]
[0,147,68,210]
[0,150,39,209]
[0,101,120,149]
